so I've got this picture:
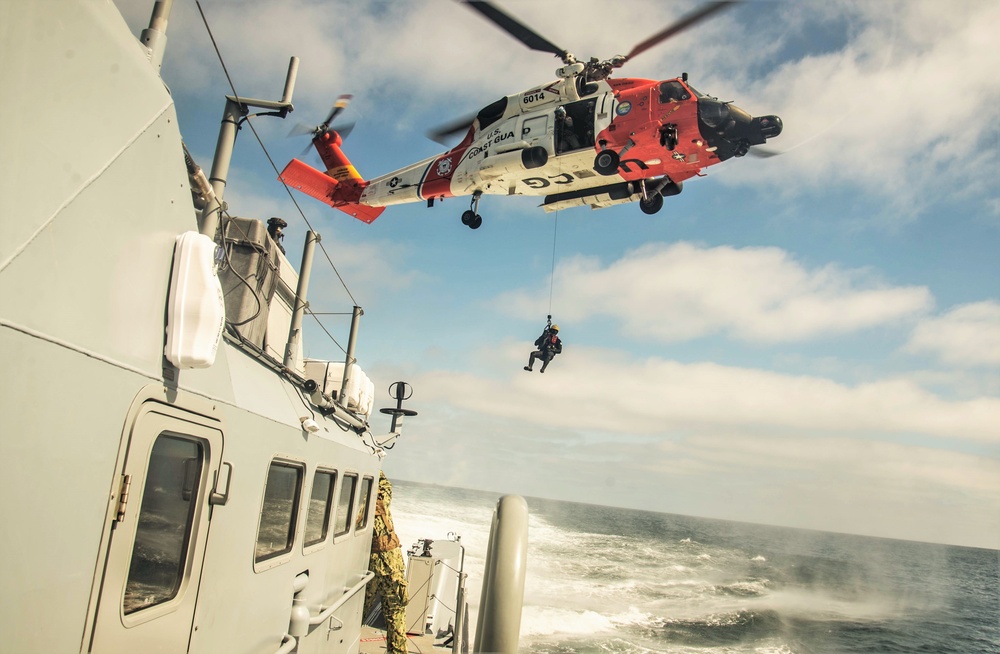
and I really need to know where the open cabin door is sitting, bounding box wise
[89,404,224,653]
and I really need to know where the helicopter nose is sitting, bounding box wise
[754,115,782,140]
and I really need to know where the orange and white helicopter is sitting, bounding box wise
[279,0,782,229]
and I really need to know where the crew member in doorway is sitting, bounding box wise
[524,324,562,373]
[266,217,287,254]
[555,106,581,152]
[365,471,409,654]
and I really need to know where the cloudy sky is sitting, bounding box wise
[117,0,999,549]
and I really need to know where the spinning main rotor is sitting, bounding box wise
[464,0,738,82]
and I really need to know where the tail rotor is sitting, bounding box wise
[288,93,355,140]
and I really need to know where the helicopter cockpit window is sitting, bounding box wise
[659,81,691,103]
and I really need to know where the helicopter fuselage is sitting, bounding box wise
[280,75,781,223]
[278,1,783,226]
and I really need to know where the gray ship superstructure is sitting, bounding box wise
[0,1,526,652]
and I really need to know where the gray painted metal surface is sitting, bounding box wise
[0,1,524,652]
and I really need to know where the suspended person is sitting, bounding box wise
[364,471,409,654]
[524,323,562,373]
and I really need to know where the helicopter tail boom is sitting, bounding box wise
[279,158,385,224]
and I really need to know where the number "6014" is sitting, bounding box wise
[522,91,546,104]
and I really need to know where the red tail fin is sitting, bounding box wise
[279,131,385,224]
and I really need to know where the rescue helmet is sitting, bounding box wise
[551,324,559,332]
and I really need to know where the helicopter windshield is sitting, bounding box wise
[658,81,693,103]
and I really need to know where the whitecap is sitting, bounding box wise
[518,606,615,637]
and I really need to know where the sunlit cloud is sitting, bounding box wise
[412,344,1000,443]
[905,301,1000,367]
[498,242,933,343]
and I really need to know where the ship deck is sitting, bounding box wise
[359,625,446,654]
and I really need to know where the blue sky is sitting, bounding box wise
[117,0,999,548]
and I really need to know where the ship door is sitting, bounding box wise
[89,404,224,653]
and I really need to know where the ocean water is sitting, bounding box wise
[391,480,999,654]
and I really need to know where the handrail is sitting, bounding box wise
[474,495,528,654]
[274,633,296,654]
[309,570,375,627]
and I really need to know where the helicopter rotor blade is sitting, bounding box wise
[748,147,782,158]
[334,121,356,141]
[625,1,738,62]
[288,94,356,142]
[428,112,477,145]
[297,140,316,160]
[292,121,356,156]
[320,94,353,129]
[464,1,570,62]
[287,122,318,138]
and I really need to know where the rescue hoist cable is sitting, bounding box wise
[548,210,559,319]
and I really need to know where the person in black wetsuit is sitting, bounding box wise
[524,324,562,373]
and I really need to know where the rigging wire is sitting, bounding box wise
[306,308,347,355]
[194,1,360,344]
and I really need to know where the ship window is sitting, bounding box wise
[355,476,374,531]
[334,474,358,536]
[305,470,336,547]
[124,434,203,615]
[255,461,303,562]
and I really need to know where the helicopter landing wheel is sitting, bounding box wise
[461,210,483,229]
[594,150,620,176]
[639,193,664,215]
[463,191,484,229]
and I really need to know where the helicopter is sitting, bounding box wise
[279,0,783,230]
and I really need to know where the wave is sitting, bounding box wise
[520,606,617,637]
[716,579,772,597]
[520,605,668,638]
[391,482,999,654]
[659,609,785,646]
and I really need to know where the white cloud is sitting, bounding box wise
[413,344,1000,443]
[498,241,932,343]
[905,301,1000,367]
[726,0,1000,210]
[390,352,1000,547]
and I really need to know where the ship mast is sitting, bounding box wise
[139,0,172,72]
